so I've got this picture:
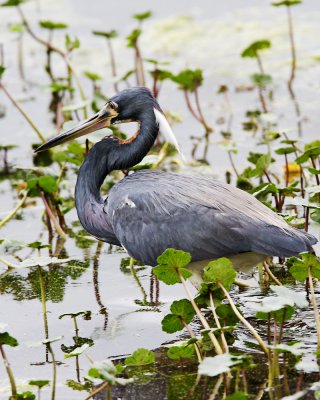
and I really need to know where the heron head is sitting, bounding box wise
[34,87,177,153]
[107,87,161,124]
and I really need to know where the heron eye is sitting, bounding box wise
[109,101,118,111]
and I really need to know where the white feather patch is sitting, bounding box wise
[154,108,185,161]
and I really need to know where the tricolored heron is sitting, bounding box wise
[35,87,317,266]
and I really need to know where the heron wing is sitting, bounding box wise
[105,170,316,266]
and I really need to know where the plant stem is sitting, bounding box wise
[304,206,309,232]
[209,292,229,353]
[183,89,201,123]
[0,345,17,398]
[208,374,224,400]
[284,154,289,187]
[47,343,57,400]
[84,382,109,400]
[17,31,25,81]
[218,282,269,355]
[0,190,28,229]
[256,53,268,113]
[177,270,223,354]
[263,262,282,286]
[287,6,296,92]
[40,191,66,239]
[194,85,213,133]
[38,267,49,362]
[0,83,46,142]
[107,39,118,92]
[228,151,239,177]
[286,6,302,137]
[0,257,19,269]
[181,319,202,362]
[308,266,320,348]
[17,5,87,117]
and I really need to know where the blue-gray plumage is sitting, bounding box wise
[36,87,317,266]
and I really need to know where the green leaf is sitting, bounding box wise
[9,23,25,32]
[157,248,191,268]
[125,348,155,366]
[241,40,271,58]
[27,241,51,250]
[126,29,142,47]
[0,332,18,347]
[84,71,101,81]
[149,69,173,82]
[289,253,320,282]
[275,146,296,155]
[17,392,36,400]
[66,379,92,392]
[28,380,50,389]
[92,30,118,39]
[133,11,152,21]
[296,147,320,164]
[153,248,192,285]
[203,258,236,290]
[38,175,57,193]
[59,310,91,320]
[1,0,25,6]
[153,265,192,285]
[167,345,195,360]
[249,153,271,177]
[0,65,6,78]
[198,354,246,377]
[170,299,195,323]
[250,73,272,88]
[216,304,240,326]
[48,83,74,94]
[161,314,184,333]
[171,69,203,92]
[272,0,302,6]
[308,167,320,175]
[162,299,195,333]
[39,20,68,30]
[65,34,80,51]
[251,182,278,198]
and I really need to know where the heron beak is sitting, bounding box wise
[34,105,119,152]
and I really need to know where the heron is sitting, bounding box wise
[35,87,317,266]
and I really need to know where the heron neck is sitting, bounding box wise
[74,108,158,242]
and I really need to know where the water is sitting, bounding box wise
[1,0,320,398]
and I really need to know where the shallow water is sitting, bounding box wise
[1,0,320,399]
